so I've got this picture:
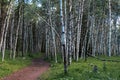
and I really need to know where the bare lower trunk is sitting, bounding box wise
[10,14,14,59]
[68,0,72,65]
[76,0,85,61]
[1,1,14,61]
[13,6,21,59]
[108,0,112,57]
[60,0,67,74]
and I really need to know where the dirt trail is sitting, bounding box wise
[2,58,50,80]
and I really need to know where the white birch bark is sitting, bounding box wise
[1,1,14,61]
[68,0,72,65]
[60,0,67,73]
[108,0,112,57]
[49,1,57,63]
[0,2,12,52]
[13,5,21,59]
[76,0,85,61]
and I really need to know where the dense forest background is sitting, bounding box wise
[0,0,120,74]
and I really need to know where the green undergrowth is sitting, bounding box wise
[27,52,43,59]
[0,58,31,78]
[0,51,43,78]
[39,56,120,80]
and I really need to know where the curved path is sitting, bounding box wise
[2,58,50,80]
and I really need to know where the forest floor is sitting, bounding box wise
[2,58,50,80]
[39,56,120,80]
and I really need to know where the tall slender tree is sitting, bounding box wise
[108,0,112,57]
[60,0,67,74]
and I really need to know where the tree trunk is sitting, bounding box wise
[13,5,21,59]
[60,0,67,74]
[1,1,14,61]
[10,13,15,59]
[68,0,72,65]
[108,0,112,57]
[76,0,85,61]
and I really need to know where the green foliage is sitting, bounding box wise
[28,52,43,59]
[39,57,120,80]
[43,53,63,64]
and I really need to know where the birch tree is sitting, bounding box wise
[108,0,112,57]
[1,1,14,61]
[76,0,85,61]
[67,0,73,65]
[60,0,67,73]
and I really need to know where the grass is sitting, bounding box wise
[39,56,120,80]
[0,58,31,78]
[0,51,43,78]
